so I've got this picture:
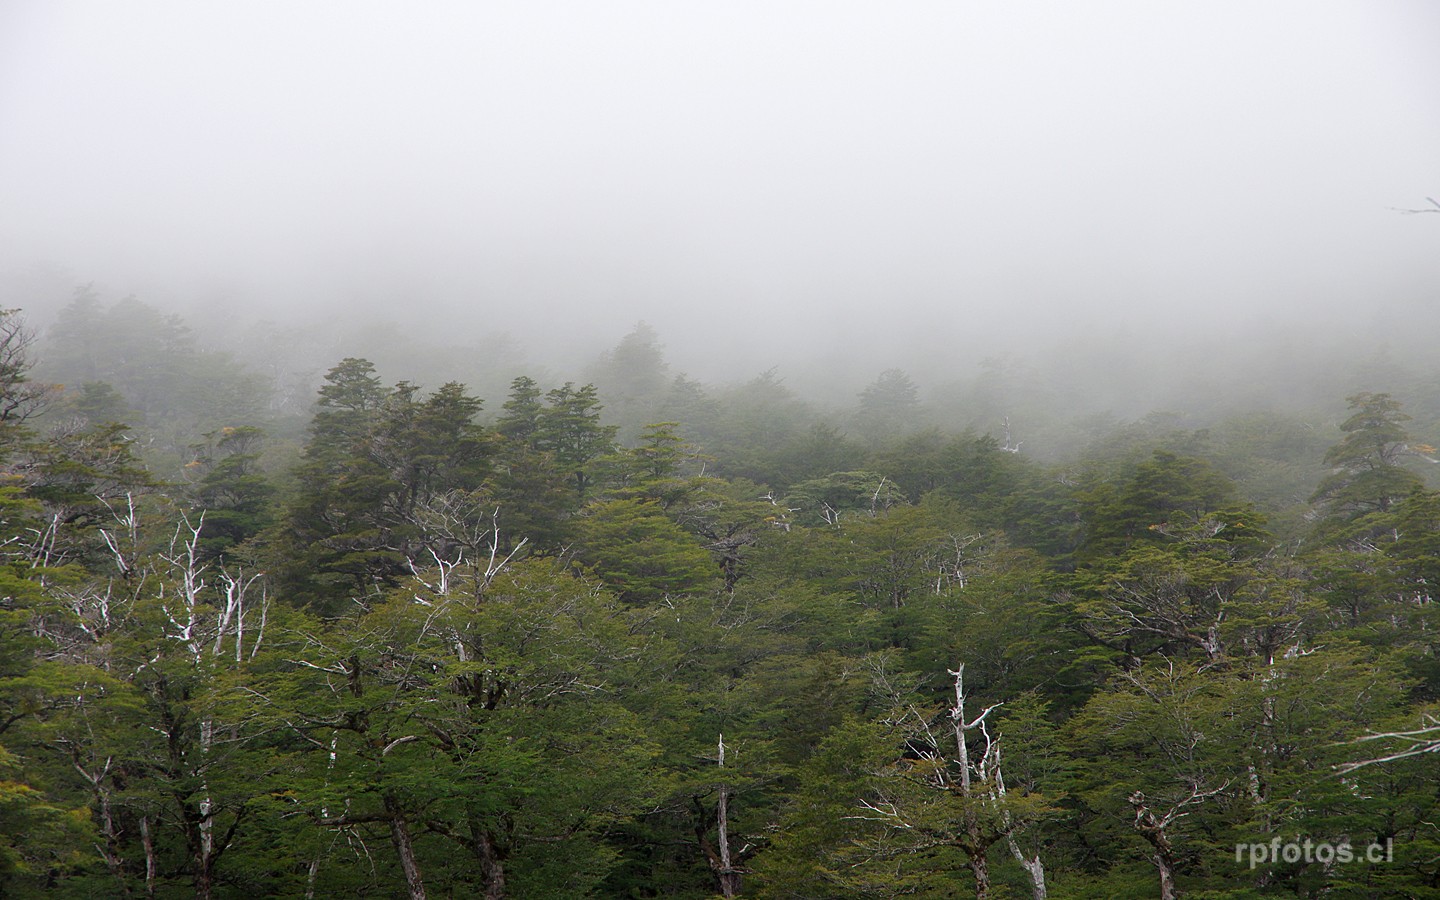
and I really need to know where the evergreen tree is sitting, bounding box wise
[277,361,494,612]
[536,382,617,499]
[495,375,544,446]
[186,425,276,559]
[52,381,135,428]
[0,309,55,451]
[586,322,670,439]
[1075,450,1244,565]
[853,368,921,445]
[576,498,717,603]
[259,558,659,898]
[1311,392,1427,525]
[40,293,269,457]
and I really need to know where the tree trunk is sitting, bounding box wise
[140,814,157,900]
[1156,856,1179,900]
[715,782,741,899]
[473,828,507,900]
[715,733,742,898]
[967,850,991,900]
[695,735,743,898]
[1007,835,1047,900]
[181,799,215,900]
[199,718,215,867]
[81,765,130,896]
[1130,792,1180,900]
[385,794,428,900]
[192,856,213,900]
[305,856,321,900]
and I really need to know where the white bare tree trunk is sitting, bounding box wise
[140,815,157,900]
[714,734,740,899]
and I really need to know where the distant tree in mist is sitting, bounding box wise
[585,322,670,440]
[853,368,921,445]
[39,289,268,459]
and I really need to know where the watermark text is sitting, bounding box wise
[1236,837,1393,869]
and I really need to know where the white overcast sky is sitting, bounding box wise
[0,1,1437,370]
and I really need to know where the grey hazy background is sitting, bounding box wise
[1,0,1438,388]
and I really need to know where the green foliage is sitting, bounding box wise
[1075,449,1245,564]
[905,541,1079,702]
[496,374,544,445]
[9,331,1440,900]
[11,420,158,573]
[658,374,721,443]
[755,716,907,898]
[698,369,821,486]
[1066,539,1311,666]
[51,380,136,427]
[604,582,858,898]
[186,425,276,559]
[0,309,57,453]
[1065,646,1409,897]
[758,662,1057,899]
[603,421,704,508]
[784,470,907,527]
[868,429,1065,553]
[576,498,718,603]
[0,744,97,896]
[258,558,660,896]
[275,361,494,612]
[667,474,783,590]
[762,422,869,492]
[538,382,618,498]
[1311,392,1427,528]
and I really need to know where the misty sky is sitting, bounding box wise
[1,1,1438,376]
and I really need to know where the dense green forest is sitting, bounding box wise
[3,294,1440,899]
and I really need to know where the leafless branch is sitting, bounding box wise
[1391,197,1440,215]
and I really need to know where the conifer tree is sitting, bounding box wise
[1311,392,1427,524]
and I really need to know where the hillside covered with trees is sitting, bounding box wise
[2,296,1440,899]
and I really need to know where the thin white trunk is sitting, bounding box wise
[995,747,1046,900]
[85,762,128,892]
[140,814,157,900]
[714,734,740,899]
[305,856,321,900]
[386,796,428,900]
[1005,833,1048,900]
[199,716,214,863]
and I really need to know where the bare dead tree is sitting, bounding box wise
[948,664,1007,899]
[1128,783,1228,900]
[295,514,536,900]
[850,662,1050,899]
[153,512,273,900]
[405,492,528,602]
[995,749,1047,900]
[33,497,275,899]
[1001,417,1023,454]
[1336,713,1440,775]
[699,734,744,899]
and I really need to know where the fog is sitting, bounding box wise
[2,1,1438,400]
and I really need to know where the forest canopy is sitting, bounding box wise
[0,299,1438,899]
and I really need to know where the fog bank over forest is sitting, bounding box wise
[2,1,1438,434]
[11,270,1440,469]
